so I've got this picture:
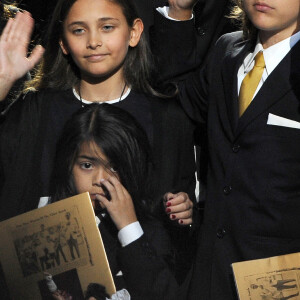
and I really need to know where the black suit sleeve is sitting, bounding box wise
[150,1,234,81]
[193,0,234,62]
[151,10,235,125]
[118,220,178,300]
[0,92,43,221]
[150,10,198,82]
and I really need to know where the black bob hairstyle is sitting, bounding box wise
[50,103,153,218]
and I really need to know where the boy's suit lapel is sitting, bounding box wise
[236,40,300,138]
[221,39,252,137]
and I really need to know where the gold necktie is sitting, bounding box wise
[239,51,265,117]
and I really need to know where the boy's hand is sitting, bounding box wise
[164,192,193,225]
[96,177,138,231]
[168,0,198,20]
[0,11,44,100]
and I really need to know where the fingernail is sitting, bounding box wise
[179,220,183,224]
[166,208,171,213]
[167,202,171,207]
[171,214,176,219]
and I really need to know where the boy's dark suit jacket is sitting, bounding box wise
[152,15,300,300]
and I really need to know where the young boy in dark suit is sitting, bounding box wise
[152,0,300,299]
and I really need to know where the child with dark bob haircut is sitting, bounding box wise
[50,103,177,299]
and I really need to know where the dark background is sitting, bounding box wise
[17,0,58,44]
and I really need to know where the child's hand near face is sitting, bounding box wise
[96,176,138,231]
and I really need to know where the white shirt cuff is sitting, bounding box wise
[38,196,50,208]
[95,215,101,226]
[106,289,131,300]
[156,6,193,21]
[118,221,144,247]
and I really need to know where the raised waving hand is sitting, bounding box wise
[0,11,44,100]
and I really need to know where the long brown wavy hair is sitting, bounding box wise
[24,0,161,97]
[229,0,258,40]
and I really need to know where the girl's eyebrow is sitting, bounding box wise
[98,17,120,22]
[67,18,120,27]
[77,155,99,162]
[77,155,109,166]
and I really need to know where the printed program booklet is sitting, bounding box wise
[232,252,300,300]
[0,192,116,299]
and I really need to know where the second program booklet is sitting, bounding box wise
[232,252,300,300]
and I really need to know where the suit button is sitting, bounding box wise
[142,242,149,248]
[223,186,232,195]
[232,144,240,153]
[217,228,226,239]
[197,27,206,36]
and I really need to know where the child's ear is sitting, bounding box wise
[129,18,144,47]
[59,38,69,55]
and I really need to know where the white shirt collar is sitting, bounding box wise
[72,87,131,105]
[243,31,300,76]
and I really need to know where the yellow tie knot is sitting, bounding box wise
[239,51,266,117]
[254,51,265,68]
